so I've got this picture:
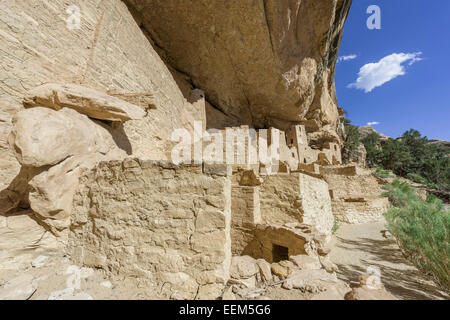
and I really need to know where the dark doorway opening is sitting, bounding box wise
[272,244,289,262]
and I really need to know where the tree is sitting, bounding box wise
[342,123,360,164]
[361,133,382,167]
[380,138,412,175]
[401,129,428,173]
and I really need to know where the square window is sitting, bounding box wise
[272,244,289,262]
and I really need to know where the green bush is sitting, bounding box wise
[383,180,450,291]
[374,166,391,179]
[406,173,429,185]
[406,173,439,189]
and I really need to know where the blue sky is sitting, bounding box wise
[335,0,450,140]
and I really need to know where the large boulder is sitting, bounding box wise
[24,83,147,122]
[6,107,127,235]
[27,154,112,235]
[8,107,119,167]
[124,0,352,131]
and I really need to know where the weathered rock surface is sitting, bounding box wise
[0,274,37,300]
[125,0,352,132]
[256,259,273,283]
[345,274,398,300]
[281,269,347,293]
[319,255,339,273]
[0,0,206,188]
[5,105,128,233]
[271,263,290,279]
[4,0,444,303]
[309,283,350,300]
[346,286,397,300]
[225,255,351,300]
[0,98,21,190]
[9,107,121,167]
[0,212,63,273]
[289,254,321,270]
[24,83,147,122]
[28,154,124,235]
[230,256,259,280]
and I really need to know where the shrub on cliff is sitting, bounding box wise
[406,173,438,189]
[374,167,391,179]
[383,180,450,291]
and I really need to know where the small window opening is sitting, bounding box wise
[272,244,289,262]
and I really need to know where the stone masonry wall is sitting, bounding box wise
[230,185,261,255]
[323,170,389,224]
[260,173,334,235]
[68,159,232,300]
[332,198,389,224]
[298,173,334,235]
[260,174,302,225]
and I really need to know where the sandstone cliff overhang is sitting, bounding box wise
[124,0,352,131]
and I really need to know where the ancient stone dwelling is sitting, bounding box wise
[0,0,392,299]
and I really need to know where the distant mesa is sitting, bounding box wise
[428,139,450,149]
[358,126,391,141]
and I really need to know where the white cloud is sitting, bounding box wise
[348,52,423,93]
[338,54,357,63]
[367,122,380,126]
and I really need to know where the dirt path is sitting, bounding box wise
[329,219,449,300]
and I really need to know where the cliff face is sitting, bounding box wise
[124,0,351,134]
[0,0,353,217]
[0,0,206,188]
[0,1,352,189]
